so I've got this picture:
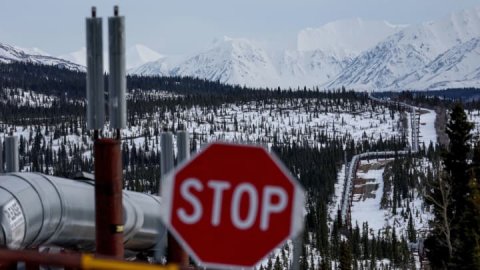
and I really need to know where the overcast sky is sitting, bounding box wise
[0,0,478,56]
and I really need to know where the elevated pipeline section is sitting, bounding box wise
[338,96,421,224]
[0,173,166,252]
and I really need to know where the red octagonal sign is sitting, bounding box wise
[161,142,305,269]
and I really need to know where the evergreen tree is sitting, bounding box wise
[267,257,273,270]
[407,212,416,243]
[320,255,331,270]
[425,103,476,269]
[339,240,352,270]
[444,103,473,214]
[300,244,309,270]
[454,143,480,269]
[273,255,282,270]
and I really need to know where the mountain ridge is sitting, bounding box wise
[4,6,480,91]
[328,6,480,90]
[132,7,480,91]
[0,42,83,72]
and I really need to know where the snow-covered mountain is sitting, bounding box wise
[297,18,407,58]
[132,6,480,91]
[126,44,163,69]
[394,37,480,90]
[131,19,404,88]
[170,37,279,87]
[58,47,86,67]
[58,44,163,70]
[5,6,480,91]
[15,46,51,57]
[0,42,83,71]
[328,6,480,90]
[275,49,352,88]
[129,57,171,77]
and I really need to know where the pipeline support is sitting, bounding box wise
[94,139,124,258]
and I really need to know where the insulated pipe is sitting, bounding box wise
[0,173,166,252]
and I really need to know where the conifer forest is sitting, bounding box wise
[2,62,480,269]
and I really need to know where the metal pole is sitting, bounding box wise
[5,136,19,173]
[176,131,189,163]
[291,230,304,270]
[108,6,127,130]
[0,139,3,173]
[156,132,174,262]
[167,131,189,266]
[86,6,105,131]
[160,132,174,191]
[94,138,124,259]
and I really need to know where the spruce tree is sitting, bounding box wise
[425,103,475,268]
[339,240,352,270]
[454,143,480,269]
[407,212,416,243]
[444,103,473,214]
[267,257,273,270]
[273,255,282,270]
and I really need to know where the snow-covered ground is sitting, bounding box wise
[467,109,480,140]
[96,98,405,154]
[350,159,432,238]
[350,160,388,232]
[1,90,433,269]
[328,164,346,223]
[0,88,60,108]
[418,109,437,147]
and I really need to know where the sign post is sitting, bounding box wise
[161,143,305,269]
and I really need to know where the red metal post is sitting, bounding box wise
[24,248,40,270]
[0,262,17,270]
[94,138,124,258]
[167,234,189,265]
[25,261,39,270]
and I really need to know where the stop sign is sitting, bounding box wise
[161,143,305,269]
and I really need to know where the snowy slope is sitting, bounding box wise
[126,44,163,69]
[326,35,433,90]
[134,41,345,88]
[58,47,86,67]
[123,7,480,90]
[394,38,480,89]
[275,49,352,87]
[171,37,279,87]
[58,44,163,70]
[15,46,51,56]
[297,18,407,58]
[329,6,480,90]
[350,159,432,236]
[0,42,83,71]
[132,19,404,88]
[128,57,171,76]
